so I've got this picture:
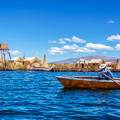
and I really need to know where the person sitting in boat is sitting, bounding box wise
[98,64,113,80]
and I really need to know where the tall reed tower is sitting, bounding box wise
[0,43,11,69]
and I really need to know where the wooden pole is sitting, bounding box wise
[103,73,120,86]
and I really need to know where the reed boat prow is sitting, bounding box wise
[56,76,120,89]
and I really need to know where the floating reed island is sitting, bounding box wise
[0,43,53,71]
[1,53,54,71]
[52,59,120,72]
[0,43,120,71]
[9,56,120,72]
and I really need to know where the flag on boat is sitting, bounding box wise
[99,64,113,80]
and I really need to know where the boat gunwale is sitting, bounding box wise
[56,76,120,83]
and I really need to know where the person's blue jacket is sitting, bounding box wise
[99,67,113,80]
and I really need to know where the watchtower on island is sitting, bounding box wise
[0,43,11,69]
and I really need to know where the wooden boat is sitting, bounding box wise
[56,76,120,89]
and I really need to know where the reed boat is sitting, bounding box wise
[28,65,55,71]
[28,67,52,71]
[56,76,120,89]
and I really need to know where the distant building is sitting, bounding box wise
[77,58,104,64]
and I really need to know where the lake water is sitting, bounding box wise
[0,71,120,120]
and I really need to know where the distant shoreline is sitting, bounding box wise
[0,70,120,72]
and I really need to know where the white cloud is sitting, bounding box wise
[71,36,86,43]
[10,50,22,57]
[86,43,113,50]
[63,44,79,50]
[107,34,120,41]
[63,44,95,53]
[108,20,115,24]
[11,57,19,60]
[49,36,86,45]
[48,47,65,55]
[58,38,66,44]
[64,38,71,41]
[115,44,120,50]
[49,44,95,55]
[75,47,95,53]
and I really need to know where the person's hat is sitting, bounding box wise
[99,64,107,69]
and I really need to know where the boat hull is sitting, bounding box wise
[56,76,120,89]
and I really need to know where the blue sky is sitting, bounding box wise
[0,0,120,62]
